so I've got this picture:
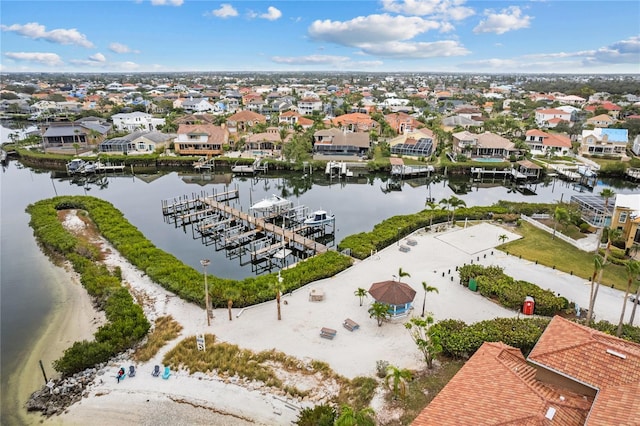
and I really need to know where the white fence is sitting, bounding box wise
[519,214,585,249]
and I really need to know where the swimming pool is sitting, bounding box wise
[473,158,505,163]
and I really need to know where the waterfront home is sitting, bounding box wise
[42,119,111,152]
[389,129,436,158]
[452,131,516,159]
[174,124,228,157]
[313,128,370,157]
[226,110,267,140]
[524,129,572,156]
[413,316,640,426]
[99,131,175,154]
[580,128,628,157]
[245,127,290,151]
[329,112,380,134]
[384,112,424,134]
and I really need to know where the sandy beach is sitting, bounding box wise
[19,216,638,425]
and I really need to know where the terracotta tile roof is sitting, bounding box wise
[227,110,267,123]
[412,342,591,426]
[177,124,227,143]
[528,316,640,425]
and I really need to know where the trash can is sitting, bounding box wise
[523,296,535,315]
[468,278,477,292]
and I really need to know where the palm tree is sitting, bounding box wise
[498,234,508,245]
[595,188,615,250]
[594,227,622,307]
[223,287,240,321]
[425,200,441,229]
[385,364,412,400]
[448,195,466,225]
[439,197,451,223]
[271,272,284,321]
[397,267,411,280]
[420,281,439,317]
[368,302,390,326]
[354,287,368,307]
[334,404,376,426]
[617,260,640,336]
[629,279,640,326]
[553,206,569,239]
[586,255,603,323]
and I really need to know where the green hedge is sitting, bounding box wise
[458,264,569,316]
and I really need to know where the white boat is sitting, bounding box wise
[304,210,335,227]
[250,194,293,213]
[66,158,97,175]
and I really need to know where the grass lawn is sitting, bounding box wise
[499,222,628,291]
[537,218,586,240]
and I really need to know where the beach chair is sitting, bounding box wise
[129,365,136,378]
[152,365,160,377]
[162,366,171,380]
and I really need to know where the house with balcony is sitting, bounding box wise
[278,111,314,129]
[534,108,572,128]
[174,124,228,157]
[452,131,516,159]
[245,127,290,151]
[611,194,640,253]
[181,98,215,114]
[524,129,572,156]
[580,128,628,157]
[225,110,267,140]
[296,96,323,115]
[112,111,165,132]
[313,128,370,157]
[42,119,111,152]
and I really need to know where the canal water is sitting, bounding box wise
[1,159,637,422]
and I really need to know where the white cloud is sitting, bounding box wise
[381,0,474,21]
[522,36,640,65]
[309,14,444,46]
[260,6,282,21]
[4,51,64,66]
[89,53,106,62]
[150,0,183,6]
[473,6,532,35]
[211,4,238,18]
[109,42,139,54]
[357,40,469,58]
[0,22,94,48]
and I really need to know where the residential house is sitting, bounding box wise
[389,129,436,158]
[181,98,215,114]
[441,115,484,131]
[174,124,228,157]
[585,101,622,119]
[586,114,615,128]
[384,112,423,134]
[244,127,289,151]
[610,194,640,253]
[633,135,640,156]
[330,112,379,134]
[313,128,370,157]
[99,131,175,154]
[112,111,165,132]
[452,131,516,159]
[555,94,586,106]
[413,316,640,426]
[278,111,314,129]
[225,110,267,139]
[535,108,572,128]
[297,96,323,115]
[525,129,572,156]
[42,119,111,151]
[580,128,628,157]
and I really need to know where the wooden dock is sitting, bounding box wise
[198,197,329,255]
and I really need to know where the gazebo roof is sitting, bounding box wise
[368,280,416,305]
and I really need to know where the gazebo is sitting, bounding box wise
[368,280,416,317]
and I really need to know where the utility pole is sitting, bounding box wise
[201,259,211,326]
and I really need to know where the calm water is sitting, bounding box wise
[1,159,637,420]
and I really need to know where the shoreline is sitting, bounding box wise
[8,262,103,426]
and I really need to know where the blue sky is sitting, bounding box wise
[1,0,639,74]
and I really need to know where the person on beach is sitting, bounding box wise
[117,368,125,383]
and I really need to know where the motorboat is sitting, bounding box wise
[250,194,293,213]
[303,210,335,227]
[66,158,97,175]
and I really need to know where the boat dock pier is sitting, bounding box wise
[161,189,333,271]
[232,158,268,175]
[193,157,216,171]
